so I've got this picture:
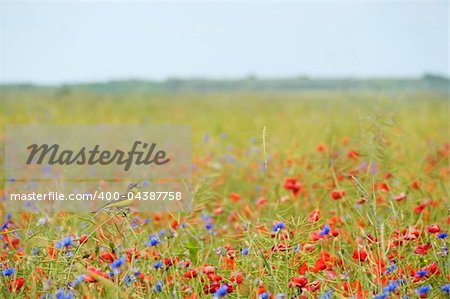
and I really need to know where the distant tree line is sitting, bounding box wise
[1,74,448,94]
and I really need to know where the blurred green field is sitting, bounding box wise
[0,90,448,298]
[1,91,448,182]
[1,90,447,151]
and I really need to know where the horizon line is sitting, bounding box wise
[1,73,448,87]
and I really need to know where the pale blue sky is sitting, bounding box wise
[0,1,448,84]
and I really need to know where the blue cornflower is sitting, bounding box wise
[441,284,450,293]
[32,247,40,255]
[416,269,428,277]
[159,229,166,237]
[416,285,431,296]
[154,260,163,269]
[70,274,85,287]
[214,284,228,298]
[153,280,163,293]
[370,162,377,174]
[318,289,334,299]
[203,133,210,143]
[293,244,301,252]
[201,213,212,222]
[55,288,74,299]
[1,213,11,230]
[2,268,15,276]
[437,232,448,239]
[272,222,285,233]
[56,236,74,249]
[385,264,397,274]
[319,224,330,236]
[124,274,134,286]
[147,235,160,247]
[110,256,126,271]
[241,247,250,256]
[130,221,140,229]
[62,236,74,247]
[374,294,388,299]
[383,280,399,293]
[259,292,270,299]
[205,222,214,231]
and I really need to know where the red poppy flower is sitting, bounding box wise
[227,212,238,223]
[230,192,240,202]
[85,266,105,283]
[203,266,215,274]
[207,273,222,282]
[306,280,321,292]
[255,197,268,206]
[284,178,302,196]
[426,261,440,275]
[316,144,327,153]
[394,192,407,201]
[204,282,220,294]
[330,190,345,200]
[213,206,223,215]
[11,238,20,249]
[414,244,431,255]
[171,220,179,230]
[308,209,321,223]
[184,269,197,279]
[99,251,115,263]
[378,182,390,192]
[352,248,368,262]
[411,180,421,189]
[426,224,441,234]
[312,258,327,273]
[289,276,308,288]
[79,234,88,244]
[164,257,176,267]
[48,246,57,259]
[8,277,24,292]
[357,197,367,205]
[230,272,243,284]
[347,150,359,159]
[414,202,428,214]
[297,262,309,275]
[126,248,140,260]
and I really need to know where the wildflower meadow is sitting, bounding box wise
[0,90,448,298]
